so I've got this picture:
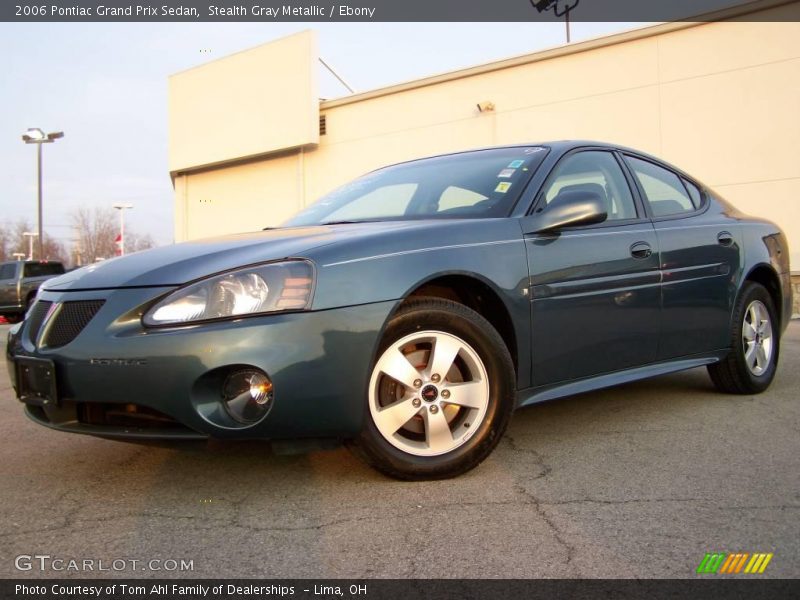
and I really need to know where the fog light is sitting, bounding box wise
[249,372,273,404]
[222,369,273,424]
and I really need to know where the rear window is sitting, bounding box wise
[23,263,64,277]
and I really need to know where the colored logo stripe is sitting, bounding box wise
[744,553,773,574]
[696,552,773,574]
[697,553,726,574]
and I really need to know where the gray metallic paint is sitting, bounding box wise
[6,141,792,442]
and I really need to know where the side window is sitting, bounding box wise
[323,183,418,221]
[626,156,697,217]
[0,263,17,280]
[540,151,637,221]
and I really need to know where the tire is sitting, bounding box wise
[707,282,780,394]
[351,297,515,480]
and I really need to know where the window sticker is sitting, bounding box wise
[497,168,516,178]
[508,160,524,168]
[524,147,545,154]
[495,182,512,193]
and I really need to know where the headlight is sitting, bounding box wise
[143,260,314,327]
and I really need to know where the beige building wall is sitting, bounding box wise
[168,30,319,174]
[170,2,800,269]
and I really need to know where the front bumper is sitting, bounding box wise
[6,286,396,441]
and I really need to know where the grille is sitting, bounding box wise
[43,300,105,348]
[26,300,53,344]
[319,114,327,135]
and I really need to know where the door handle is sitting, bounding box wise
[717,231,734,247]
[630,241,652,259]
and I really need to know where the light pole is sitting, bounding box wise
[21,128,63,260]
[531,0,579,44]
[12,253,26,261]
[113,204,134,256]
[22,232,39,261]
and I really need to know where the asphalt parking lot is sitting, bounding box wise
[1,321,798,579]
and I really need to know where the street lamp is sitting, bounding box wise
[113,204,134,256]
[22,232,39,261]
[21,128,64,260]
[531,0,580,43]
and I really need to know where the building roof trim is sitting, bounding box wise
[320,0,795,110]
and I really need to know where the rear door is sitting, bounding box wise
[622,154,742,358]
[524,149,661,386]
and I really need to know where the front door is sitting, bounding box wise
[525,150,662,386]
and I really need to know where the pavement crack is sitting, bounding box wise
[540,497,800,510]
[512,481,578,574]
[503,436,577,572]
[504,435,552,480]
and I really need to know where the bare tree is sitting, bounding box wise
[70,207,156,265]
[71,207,117,264]
[0,220,67,264]
[124,231,156,254]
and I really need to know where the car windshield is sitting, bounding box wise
[283,147,548,226]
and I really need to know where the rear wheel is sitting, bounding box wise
[708,282,779,394]
[352,298,515,480]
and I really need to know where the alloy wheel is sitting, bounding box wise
[742,299,773,376]
[369,330,490,457]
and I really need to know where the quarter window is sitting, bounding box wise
[540,151,637,221]
[626,156,697,217]
[682,178,704,208]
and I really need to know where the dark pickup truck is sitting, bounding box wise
[0,260,65,319]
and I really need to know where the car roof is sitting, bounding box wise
[379,140,699,184]
[381,140,640,167]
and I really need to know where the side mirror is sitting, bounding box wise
[523,190,608,234]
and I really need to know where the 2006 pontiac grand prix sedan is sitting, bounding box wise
[6,142,793,479]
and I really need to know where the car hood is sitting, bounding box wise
[44,223,409,290]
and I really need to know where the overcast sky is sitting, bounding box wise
[0,21,647,248]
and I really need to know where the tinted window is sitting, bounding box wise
[284,147,549,226]
[682,178,703,208]
[541,151,637,221]
[438,186,489,212]
[23,263,64,277]
[626,156,696,217]
[322,184,417,221]
[0,263,16,280]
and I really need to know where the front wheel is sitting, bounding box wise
[351,298,515,480]
[708,282,780,394]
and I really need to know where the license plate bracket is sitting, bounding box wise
[15,357,58,406]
